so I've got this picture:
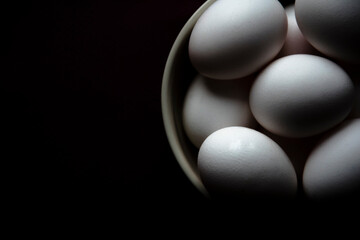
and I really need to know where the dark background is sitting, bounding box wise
[3,0,307,212]
[3,0,212,209]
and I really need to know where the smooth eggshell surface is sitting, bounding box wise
[250,54,354,138]
[302,119,360,200]
[183,74,255,148]
[295,0,360,64]
[189,0,287,80]
[198,126,297,198]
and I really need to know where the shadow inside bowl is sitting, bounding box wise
[162,0,217,197]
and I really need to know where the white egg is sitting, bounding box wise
[188,0,287,80]
[182,74,255,148]
[295,0,360,64]
[198,126,297,198]
[278,4,318,57]
[303,119,360,200]
[250,54,354,138]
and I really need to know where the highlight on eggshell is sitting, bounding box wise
[188,0,287,80]
[249,54,355,138]
[197,127,298,199]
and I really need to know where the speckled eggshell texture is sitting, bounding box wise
[250,54,355,138]
[188,0,287,80]
[198,126,297,198]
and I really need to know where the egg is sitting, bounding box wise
[182,74,255,148]
[295,0,360,64]
[188,0,287,80]
[277,4,318,57]
[250,54,355,138]
[198,126,297,199]
[302,119,360,200]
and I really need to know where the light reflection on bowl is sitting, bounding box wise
[161,0,217,197]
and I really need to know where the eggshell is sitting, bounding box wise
[295,0,360,64]
[189,0,287,80]
[331,61,360,118]
[182,74,255,148]
[302,119,360,200]
[198,126,297,199]
[277,4,318,57]
[250,54,355,138]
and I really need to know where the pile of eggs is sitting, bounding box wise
[182,0,360,200]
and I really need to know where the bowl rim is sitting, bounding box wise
[161,0,217,197]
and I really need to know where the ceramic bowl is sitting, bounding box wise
[161,0,217,196]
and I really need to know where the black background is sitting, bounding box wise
[3,0,333,216]
[3,0,214,210]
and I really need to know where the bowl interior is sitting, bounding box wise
[162,0,217,196]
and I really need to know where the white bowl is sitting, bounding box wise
[161,0,217,197]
